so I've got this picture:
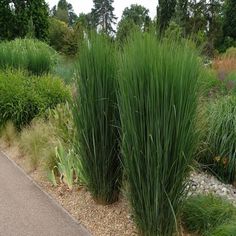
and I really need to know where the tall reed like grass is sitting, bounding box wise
[0,39,57,75]
[73,34,121,204]
[118,33,200,235]
[201,96,236,184]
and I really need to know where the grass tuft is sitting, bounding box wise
[118,32,200,235]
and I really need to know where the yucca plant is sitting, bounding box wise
[118,33,200,236]
[73,34,121,204]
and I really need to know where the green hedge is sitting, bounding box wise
[0,70,71,129]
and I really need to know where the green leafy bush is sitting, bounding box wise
[0,70,70,129]
[0,38,57,75]
[182,194,236,235]
[73,34,121,205]
[118,33,200,235]
[200,96,236,183]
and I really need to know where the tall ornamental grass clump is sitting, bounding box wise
[118,33,200,236]
[73,34,121,204]
[0,39,57,75]
[201,96,236,184]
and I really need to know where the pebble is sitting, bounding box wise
[188,171,236,205]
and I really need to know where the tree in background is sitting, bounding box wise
[0,0,49,41]
[175,0,188,33]
[223,0,236,42]
[116,4,151,45]
[91,0,117,35]
[157,0,176,33]
[27,0,49,40]
[0,0,14,40]
[52,0,78,26]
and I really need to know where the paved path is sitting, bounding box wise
[0,151,91,236]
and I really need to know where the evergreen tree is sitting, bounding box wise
[0,0,14,40]
[27,0,49,41]
[223,0,236,40]
[175,0,188,33]
[53,0,78,26]
[157,0,177,32]
[121,4,151,29]
[91,0,117,35]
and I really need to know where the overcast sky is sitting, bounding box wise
[46,0,157,20]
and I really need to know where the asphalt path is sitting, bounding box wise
[0,151,91,236]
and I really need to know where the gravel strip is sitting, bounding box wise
[188,171,236,205]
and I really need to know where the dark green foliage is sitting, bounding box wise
[26,0,49,40]
[157,0,176,32]
[52,0,78,26]
[0,0,49,40]
[73,34,121,204]
[182,195,236,235]
[0,0,14,40]
[116,4,151,45]
[223,0,236,41]
[91,0,117,35]
[200,96,236,184]
[0,39,57,75]
[118,33,200,235]
[0,70,70,130]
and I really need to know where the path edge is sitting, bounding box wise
[0,149,92,236]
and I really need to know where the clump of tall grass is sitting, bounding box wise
[73,34,121,204]
[118,33,200,235]
[200,96,236,184]
[207,222,236,236]
[0,38,57,75]
[182,194,236,235]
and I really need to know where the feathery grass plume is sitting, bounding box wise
[73,33,121,204]
[118,33,200,235]
[200,96,236,184]
[182,194,236,235]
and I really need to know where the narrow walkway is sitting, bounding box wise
[0,151,91,236]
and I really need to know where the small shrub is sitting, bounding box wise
[0,121,18,145]
[118,33,200,235]
[19,119,57,170]
[198,68,226,98]
[73,33,121,204]
[0,70,71,129]
[0,38,57,75]
[182,194,236,235]
[200,96,236,183]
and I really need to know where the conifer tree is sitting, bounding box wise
[91,0,117,35]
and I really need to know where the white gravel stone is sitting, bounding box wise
[187,171,236,205]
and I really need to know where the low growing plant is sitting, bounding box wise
[200,96,236,184]
[118,33,200,235]
[182,194,236,235]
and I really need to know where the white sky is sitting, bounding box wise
[46,0,157,20]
